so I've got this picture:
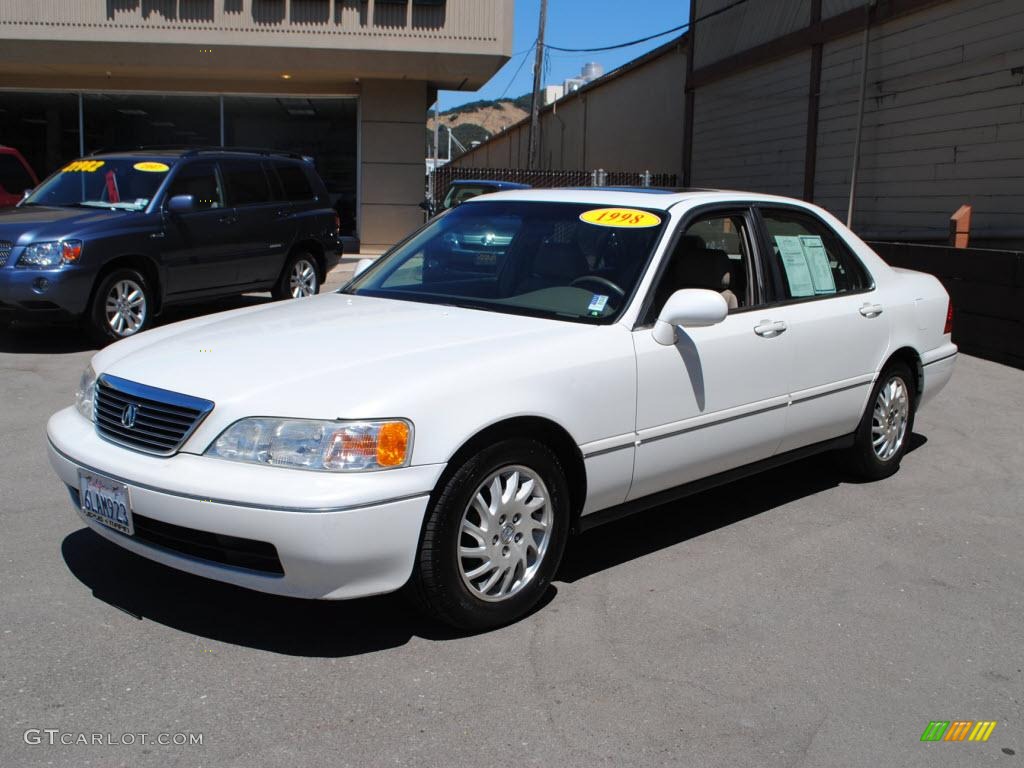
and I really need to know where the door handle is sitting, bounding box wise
[754,320,787,337]
[275,209,289,218]
[217,215,237,225]
[859,303,884,318]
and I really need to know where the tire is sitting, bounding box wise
[411,439,571,631]
[845,361,916,480]
[88,268,153,345]
[273,251,320,300]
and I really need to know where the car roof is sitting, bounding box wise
[460,186,815,212]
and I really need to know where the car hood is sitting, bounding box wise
[95,292,593,417]
[0,205,130,243]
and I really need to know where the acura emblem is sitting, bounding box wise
[121,403,138,429]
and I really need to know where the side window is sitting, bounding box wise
[273,161,315,202]
[166,161,223,211]
[222,160,272,206]
[761,208,870,299]
[647,211,755,323]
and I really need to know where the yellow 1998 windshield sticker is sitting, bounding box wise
[62,160,105,173]
[134,161,170,173]
[580,207,662,228]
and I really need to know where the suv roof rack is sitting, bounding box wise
[88,145,310,161]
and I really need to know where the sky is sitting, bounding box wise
[437,0,692,111]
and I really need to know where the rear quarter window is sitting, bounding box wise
[274,162,316,202]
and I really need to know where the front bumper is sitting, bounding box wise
[0,262,93,317]
[47,407,443,600]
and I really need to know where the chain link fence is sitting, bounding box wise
[428,167,680,210]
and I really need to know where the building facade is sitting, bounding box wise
[452,0,1024,247]
[0,0,514,250]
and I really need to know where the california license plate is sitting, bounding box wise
[78,471,134,536]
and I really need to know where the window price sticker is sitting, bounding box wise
[580,208,662,228]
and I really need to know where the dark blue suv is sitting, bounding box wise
[0,148,342,342]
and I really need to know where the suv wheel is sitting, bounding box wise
[88,268,152,344]
[274,252,320,299]
[845,361,916,480]
[411,439,571,631]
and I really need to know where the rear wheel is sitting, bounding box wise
[411,439,571,631]
[845,361,915,480]
[88,268,152,344]
[273,251,320,300]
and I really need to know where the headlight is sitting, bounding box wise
[206,418,412,472]
[18,240,83,267]
[75,364,97,421]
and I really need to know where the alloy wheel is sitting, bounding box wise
[871,376,910,461]
[289,258,318,298]
[458,465,553,602]
[104,279,147,337]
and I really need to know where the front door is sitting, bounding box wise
[161,160,238,296]
[628,208,793,501]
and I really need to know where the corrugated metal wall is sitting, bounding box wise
[694,0,811,67]
[814,0,1024,239]
[450,41,686,176]
[692,51,811,197]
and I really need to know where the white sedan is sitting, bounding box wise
[46,189,957,629]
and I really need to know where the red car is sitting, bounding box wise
[0,146,40,208]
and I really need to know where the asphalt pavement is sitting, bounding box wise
[1,299,1021,768]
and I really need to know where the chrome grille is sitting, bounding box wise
[0,241,12,267]
[94,374,214,456]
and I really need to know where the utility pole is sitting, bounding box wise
[527,0,548,170]
[431,100,440,204]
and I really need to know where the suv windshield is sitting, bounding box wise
[345,201,668,323]
[23,157,173,211]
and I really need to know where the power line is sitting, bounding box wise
[546,22,687,53]
[497,39,536,100]
[545,0,751,54]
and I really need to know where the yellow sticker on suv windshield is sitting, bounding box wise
[61,160,105,173]
[134,161,170,173]
[580,208,662,228]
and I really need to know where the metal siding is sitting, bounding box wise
[822,0,870,19]
[694,0,812,68]
[691,50,811,197]
[813,0,1024,238]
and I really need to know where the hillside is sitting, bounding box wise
[426,95,530,157]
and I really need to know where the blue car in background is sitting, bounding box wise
[0,148,342,343]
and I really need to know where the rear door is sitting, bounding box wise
[161,160,239,294]
[628,205,793,501]
[754,206,891,453]
[220,158,289,286]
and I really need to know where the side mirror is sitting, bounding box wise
[652,289,728,346]
[353,258,374,278]
[167,194,196,214]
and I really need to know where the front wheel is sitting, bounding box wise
[273,251,320,300]
[411,439,571,631]
[845,361,916,480]
[88,268,153,344]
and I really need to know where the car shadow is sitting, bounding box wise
[59,434,926,657]
[560,437,922,582]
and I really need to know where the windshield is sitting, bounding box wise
[345,201,668,323]
[23,157,173,211]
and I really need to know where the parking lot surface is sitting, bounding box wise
[0,307,1021,767]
